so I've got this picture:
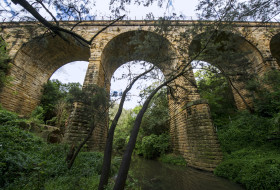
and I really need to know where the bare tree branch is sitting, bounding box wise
[35,0,59,26]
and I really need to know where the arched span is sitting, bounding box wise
[15,32,90,77]
[189,30,264,110]
[189,30,264,71]
[66,29,224,171]
[0,32,90,114]
[100,30,178,83]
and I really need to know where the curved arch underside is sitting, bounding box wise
[0,32,90,114]
[101,30,177,81]
[189,30,265,110]
[189,30,264,73]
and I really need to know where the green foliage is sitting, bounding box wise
[0,124,49,188]
[217,111,274,153]
[0,107,18,124]
[30,106,45,124]
[112,106,140,153]
[0,106,122,189]
[195,64,237,127]
[158,154,187,166]
[140,87,169,136]
[39,79,83,127]
[0,37,10,89]
[137,133,170,159]
[133,86,171,159]
[45,175,100,190]
[215,111,280,189]
[215,147,280,190]
[40,80,67,122]
[0,124,117,189]
[247,70,280,117]
[64,82,83,105]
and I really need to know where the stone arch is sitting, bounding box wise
[98,30,178,89]
[100,30,193,155]
[189,30,265,110]
[0,32,90,115]
[270,32,280,65]
[65,29,222,171]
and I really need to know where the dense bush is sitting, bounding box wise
[111,105,137,154]
[0,107,18,124]
[0,107,120,190]
[246,70,280,117]
[217,111,274,153]
[137,133,170,159]
[140,87,169,136]
[214,111,280,189]
[215,146,280,190]
[39,80,82,124]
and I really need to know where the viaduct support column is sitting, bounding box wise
[63,59,108,151]
[169,67,222,171]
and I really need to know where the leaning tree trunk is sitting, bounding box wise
[98,67,155,190]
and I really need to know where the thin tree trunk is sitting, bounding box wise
[98,67,155,190]
[113,81,167,190]
[112,23,228,189]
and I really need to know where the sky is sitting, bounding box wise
[49,0,199,109]
[93,0,198,20]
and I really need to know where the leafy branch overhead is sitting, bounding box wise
[9,0,125,45]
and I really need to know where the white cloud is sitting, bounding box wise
[50,61,89,84]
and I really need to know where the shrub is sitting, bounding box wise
[215,111,280,190]
[0,108,18,125]
[29,106,45,124]
[137,133,170,159]
[0,121,116,189]
[215,147,280,190]
[0,124,46,188]
[217,111,273,153]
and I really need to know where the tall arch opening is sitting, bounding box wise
[63,29,223,171]
[99,30,177,88]
[36,61,89,128]
[95,30,177,151]
[0,32,90,115]
[109,60,168,155]
[192,60,237,128]
[189,30,264,110]
[109,60,164,109]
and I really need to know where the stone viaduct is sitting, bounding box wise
[0,20,280,171]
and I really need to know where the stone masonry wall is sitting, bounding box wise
[1,20,280,170]
[63,102,107,150]
[184,100,223,171]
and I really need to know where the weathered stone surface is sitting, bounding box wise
[18,121,62,143]
[1,20,280,171]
